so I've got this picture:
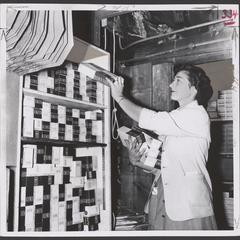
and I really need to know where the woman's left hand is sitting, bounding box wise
[124,137,145,166]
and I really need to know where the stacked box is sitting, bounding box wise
[19,145,103,231]
[59,123,65,141]
[24,61,105,105]
[42,121,50,139]
[217,89,233,119]
[24,72,55,93]
[220,123,233,153]
[35,204,43,231]
[24,74,38,90]
[86,77,104,104]
[22,61,107,232]
[46,71,55,94]
[118,126,163,169]
[19,207,26,231]
[207,100,218,119]
[73,73,82,100]
[38,71,48,93]
[42,102,51,122]
[211,121,234,154]
[22,97,103,143]
[32,145,52,165]
[85,110,103,143]
[223,190,234,228]
[83,215,100,231]
[22,145,37,168]
[142,136,163,169]
[54,69,67,96]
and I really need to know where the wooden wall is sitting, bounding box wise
[116,62,173,213]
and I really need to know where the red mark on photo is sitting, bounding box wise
[222,9,239,26]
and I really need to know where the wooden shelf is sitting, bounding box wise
[23,88,107,110]
[222,181,233,185]
[21,137,107,148]
[210,118,233,122]
[218,152,233,156]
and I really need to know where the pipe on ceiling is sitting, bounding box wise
[119,37,231,65]
[118,18,231,51]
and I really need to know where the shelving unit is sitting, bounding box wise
[23,88,108,110]
[210,118,233,122]
[7,37,112,232]
[21,137,107,148]
[209,117,233,229]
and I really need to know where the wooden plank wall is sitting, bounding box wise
[117,63,152,213]
[117,62,173,213]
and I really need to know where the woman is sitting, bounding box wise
[109,64,217,230]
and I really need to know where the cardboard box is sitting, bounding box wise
[72,197,80,213]
[52,147,60,165]
[34,185,44,205]
[54,167,63,185]
[50,184,59,202]
[25,205,35,230]
[117,126,138,147]
[22,144,36,168]
[58,218,66,231]
[20,186,26,207]
[84,205,100,217]
[23,96,35,107]
[58,202,66,220]
[50,122,59,139]
[72,109,80,118]
[70,176,85,188]
[46,76,54,89]
[72,212,84,224]
[84,179,97,191]
[71,161,82,177]
[65,183,73,201]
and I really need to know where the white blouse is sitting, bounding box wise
[139,100,214,221]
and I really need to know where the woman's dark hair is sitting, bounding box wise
[174,64,213,108]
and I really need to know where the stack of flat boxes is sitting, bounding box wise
[223,189,234,228]
[118,127,162,169]
[217,89,233,120]
[20,146,103,231]
[86,77,104,104]
[24,61,104,105]
[207,100,218,119]
[219,122,233,154]
[23,96,103,143]
[21,60,106,231]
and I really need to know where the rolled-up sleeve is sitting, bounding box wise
[138,108,201,137]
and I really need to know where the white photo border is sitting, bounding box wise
[0,2,239,237]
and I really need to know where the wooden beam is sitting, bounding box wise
[119,26,233,65]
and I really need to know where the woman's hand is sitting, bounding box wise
[109,76,124,103]
[124,137,145,166]
[124,137,159,175]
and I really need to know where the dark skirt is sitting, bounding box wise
[148,176,218,230]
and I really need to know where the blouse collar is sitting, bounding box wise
[177,100,199,111]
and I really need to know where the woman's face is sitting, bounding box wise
[169,70,196,104]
